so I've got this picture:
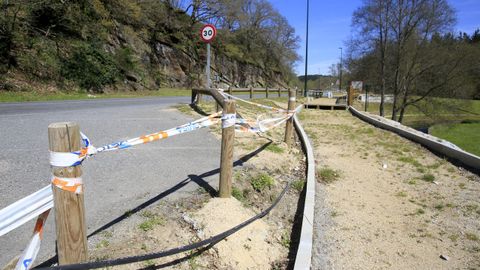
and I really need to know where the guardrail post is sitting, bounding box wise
[48,122,87,265]
[219,100,236,198]
[266,87,269,98]
[285,89,296,146]
[278,88,281,97]
[249,87,253,99]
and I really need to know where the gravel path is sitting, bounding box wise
[300,110,480,270]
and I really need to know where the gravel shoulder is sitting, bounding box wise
[300,110,480,270]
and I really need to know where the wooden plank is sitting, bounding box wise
[48,122,87,265]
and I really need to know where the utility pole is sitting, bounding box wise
[339,47,343,91]
[303,0,310,97]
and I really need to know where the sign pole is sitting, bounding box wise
[206,43,211,89]
[200,24,216,89]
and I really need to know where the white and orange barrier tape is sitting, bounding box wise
[15,210,50,270]
[51,176,83,194]
[49,112,222,168]
[219,91,292,113]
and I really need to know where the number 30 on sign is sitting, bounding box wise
[200,24,216,43]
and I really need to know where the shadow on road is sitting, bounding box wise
[35,141,272,268]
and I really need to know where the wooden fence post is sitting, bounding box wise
[347,83,354,106]
[249,87,253,99]
[191,89,197,105]
[219,100,236,198]
[278,88,281,97]
[48,122,87,265]
[266,87,269,98]
[285,89,296,146]
[228,86,232,96]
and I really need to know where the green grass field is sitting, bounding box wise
[430,122,480,156]
[354,98,480,126]
[0,88,191,102]
[353,97,480,156]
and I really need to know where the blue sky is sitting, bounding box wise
[270,0,480,75]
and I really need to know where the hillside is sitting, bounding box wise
[0,0,300,94]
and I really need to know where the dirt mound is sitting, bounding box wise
[193,198,282,269]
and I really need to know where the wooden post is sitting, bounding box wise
[249,87,253,99]
[219,100,236,198]
[228,86,232,96]
[285,89,296,146]
[266,87,269,98]
[48,122,87,264]
[347,83,354,106]
[191,89,198,105]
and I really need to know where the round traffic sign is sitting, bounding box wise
[200,24,216,43]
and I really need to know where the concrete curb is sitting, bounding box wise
[293,113,316,270]
[349,106,480,170]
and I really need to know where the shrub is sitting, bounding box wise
[251,174,275,192]
[62,43,119,91]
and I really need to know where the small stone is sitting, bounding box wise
[433,181,440,185]
[382,163,388,169]
[440,254,449,261]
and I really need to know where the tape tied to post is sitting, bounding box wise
[51,176,83,194]
[222,113,236,129]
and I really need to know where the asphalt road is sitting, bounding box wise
[0,97,222,266]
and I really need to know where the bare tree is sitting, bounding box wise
[353,0,392,116]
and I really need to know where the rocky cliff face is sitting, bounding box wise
[101,24,285,92]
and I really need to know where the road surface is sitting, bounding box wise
[0,97,221,266]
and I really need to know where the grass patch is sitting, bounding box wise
[265,144,284,153]
[291,179,305,192]
[434,204,444,211]
[421,173,435,182]
[416,208,425,215]
[407,179,417,185]
[395,191,407,197]
[430,122,480,156]
[232,187,246,202]
[449,234,459,242]
[280,231,291,248]
[318,167,340,183]
[95,239,110,248]
[0,88,191,102]
[397,156,422,168]
[139,212,165,231]
[466,232,479,241]
[250,174,275,192]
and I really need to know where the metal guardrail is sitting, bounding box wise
[349,106,480,170]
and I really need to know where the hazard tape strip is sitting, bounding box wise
[15,210,50,270]
[220,91,293,113]
[52,176,83,194]
[0,185,53,237]
[49,112,222,168]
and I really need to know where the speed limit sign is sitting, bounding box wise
[200,24,216,43]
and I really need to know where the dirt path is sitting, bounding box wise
[300,110,480,270]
